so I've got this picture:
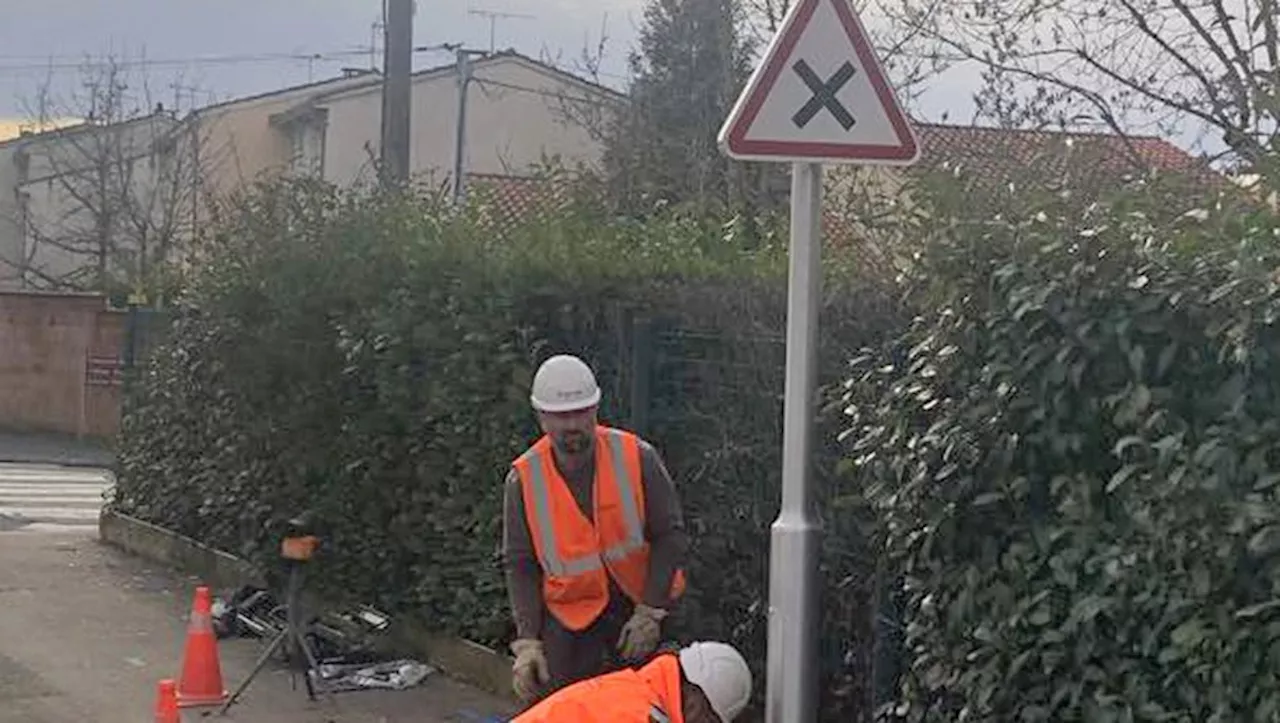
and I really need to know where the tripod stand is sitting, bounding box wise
[218,531,330,715]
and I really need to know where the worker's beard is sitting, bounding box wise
[553,430,592,457]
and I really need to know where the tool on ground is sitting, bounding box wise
[218,514,332,715]
[176,585,230,707]
[213,583,391,663]
[153,678,180,723]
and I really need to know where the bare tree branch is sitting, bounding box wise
[886,0,1277,182]
[2,52,216,300]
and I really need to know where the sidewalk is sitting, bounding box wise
[0,532,516,723]
[0,429,115,468]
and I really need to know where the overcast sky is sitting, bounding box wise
[0,0,1217,157]
[0,0,980,124]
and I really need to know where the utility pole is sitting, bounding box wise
[379,0,414,189]
[451,48,483,206]
[467,8,535,54]
[451,47,491,206]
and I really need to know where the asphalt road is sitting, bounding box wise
[0,491,513,723]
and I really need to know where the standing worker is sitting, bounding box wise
[510,640,753,723]
[503,353,690,703]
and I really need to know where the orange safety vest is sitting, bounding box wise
[512,652,685,723]
[512,425,687,631]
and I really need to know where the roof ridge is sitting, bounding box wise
[918,121,1168,144]
[189,70,381,116]
[196,49,622,116]
[0,112,180,148]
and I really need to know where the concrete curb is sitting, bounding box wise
[0,458,117,469]
[97,507,516,701]
[0,429,117,469]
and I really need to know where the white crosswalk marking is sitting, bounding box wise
[0,463,115,534]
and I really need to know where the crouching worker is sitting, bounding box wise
[511,641,752,723]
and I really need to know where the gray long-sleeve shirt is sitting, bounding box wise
[502,436,689,640]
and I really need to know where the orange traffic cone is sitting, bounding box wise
[176,586,229,708]
[154,679,180,723]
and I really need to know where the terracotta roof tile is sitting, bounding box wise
[908,123,1225,191]
[463,172,575,232]
[460,126,1226,248]
[824,124,1228,260]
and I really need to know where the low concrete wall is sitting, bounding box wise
[98,508,515,699]
[98,510,260,590]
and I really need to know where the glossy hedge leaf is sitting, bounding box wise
[109,178,904,723]
[842,174,1280,722]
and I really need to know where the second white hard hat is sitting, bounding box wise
[678,641,753,723]
[530,354,601,413]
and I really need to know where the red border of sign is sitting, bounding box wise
[722,0,919,162]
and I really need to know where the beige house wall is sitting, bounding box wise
[317,55,617,189]
[0,115,183,291]
[0,57,618,290]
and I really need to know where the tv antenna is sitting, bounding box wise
[468,8,536,53]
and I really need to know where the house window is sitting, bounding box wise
[289,119,325,178]
[16,190,32,286]
[14,150,30,183]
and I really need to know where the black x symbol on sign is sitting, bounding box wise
[791,59,857,131]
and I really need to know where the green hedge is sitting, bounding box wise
[113,178,902,720]
[842,173,1280,720]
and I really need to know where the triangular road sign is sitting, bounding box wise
[718,0,920,165]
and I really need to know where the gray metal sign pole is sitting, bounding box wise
[717,2,921,718]
[766,161,824,723]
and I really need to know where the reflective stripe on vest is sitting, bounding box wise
[649,704,671,723]
[524,428,645,577]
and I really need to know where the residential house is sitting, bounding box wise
[906,123,1223,193]
[182,68,383,203]
[190,51,621,197]
[0,117,83,143]
[0,52,621,291]
[0,111,186,291]
[822,122,1229,253]
[469,122,1226,220]
[455,121,1231,276]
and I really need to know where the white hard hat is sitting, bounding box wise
[530,354,601,413]
[678,641,752,723]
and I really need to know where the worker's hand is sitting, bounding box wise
[510,638,549,702]
[617,604,667,660]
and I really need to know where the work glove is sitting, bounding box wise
[617,604,667,660]
[510,638,550,702]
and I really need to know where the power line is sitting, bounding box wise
[0,47,632,87]
[0,48,351,61]
[0,51,369,73]
[0,45,464,79]
[0,49,390,76]
[472,76,617,106]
